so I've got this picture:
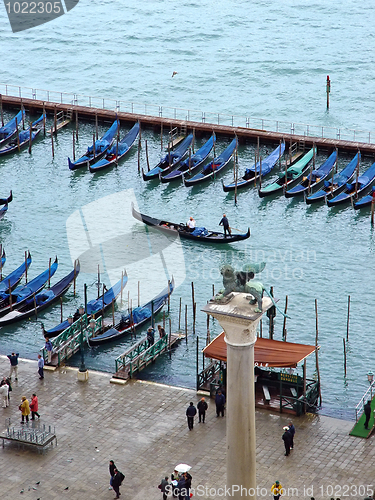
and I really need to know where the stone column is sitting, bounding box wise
[202,292,272,500]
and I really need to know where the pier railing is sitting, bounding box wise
[1,83,373,145]
[355,381,375,422]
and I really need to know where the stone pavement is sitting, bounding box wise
[0,354,374,500]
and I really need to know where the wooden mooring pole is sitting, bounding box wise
[346,295,350,342]
[371,192,375,225]
[326,75,331,109]
[51,127,54,158]
[315,298,322,404]
[145,139,150,171]
[72,130,76,160]
[137,136,141,173]
[178,297,182,330]
[185,304,188,343]
[0,94,3,126]
[24,251,28,283]
[28,121,32,154]
[282,295,288,340]
[53,106,57,135]
[75,110,79,140]
[343,338,347,377]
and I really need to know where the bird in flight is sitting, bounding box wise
[172,71,178,77]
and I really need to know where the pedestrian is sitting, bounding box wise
[147,327,155,348]
[19,396,30,424]
[282,426,292,456]
[186,401,197,430]
[7,352,19,380]
[364,400,372,429]
[288,420,295,449]
[109,460,116,490]
[158,324,166,338]
[111,467,125,499]
[0,380,9,408]
[44,337,53,364]
[158,476,169,500]
[271,480,283,500]
[197,397,208,423]
[37,354,44,379]
[183,471,192,500]
[219,214,231,237]
[171,470,179,498]
[215,390,225,417]
[1,377,11,403]
[30,393,40,420]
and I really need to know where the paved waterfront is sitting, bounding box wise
[0,355,374,500]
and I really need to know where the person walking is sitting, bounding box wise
[159,476,169,500]
[271,480,283,500]
[158,324,166,339]
[147,327,155,348]
[219,214,231,237]
[0,380,9,408]
[111,467,125,499]
[19,396,30,424]
[288,421,295,449]
[282,426,292,456]
[186,401,197,430]
[197,397,208,423]
[44,337,53,364]
[109,460,116,490]
[215,390,225,417]
[37,354,44,379]
[364,400,372,429]
[30,393,40,420]
[7,352,19,380]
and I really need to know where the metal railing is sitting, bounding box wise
[196,360,221,391]
[1,83,373,145]
[115,334,169,376]
[355,381,375,422]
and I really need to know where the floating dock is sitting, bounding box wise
[1,93,375,156]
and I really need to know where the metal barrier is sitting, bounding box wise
[0,82,373,144]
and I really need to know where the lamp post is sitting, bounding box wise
[201,291,273,500]
[77,316,89,381]
[368,371,374,399]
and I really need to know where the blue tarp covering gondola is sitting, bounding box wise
[191,227,209,237]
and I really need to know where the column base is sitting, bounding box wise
[77,370,89,382]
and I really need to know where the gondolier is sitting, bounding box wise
[219,214,231,237]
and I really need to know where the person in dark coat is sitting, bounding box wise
[159,476,169,500]
[288,421,295,449]
[177,474,187,500]
[282,426,292,456]
[215,390,225,417]
[109,460,116,490]
[186,402,197,430]
[197,397,208,423]
[364,400,372,429]
[183,472,192,500]
[147,327,155,348]
[7,352,19,380]
[111,468,124,499]
[219,214,231,237]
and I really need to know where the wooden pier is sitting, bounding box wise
[2,93,375,157]
[114,333,184,380]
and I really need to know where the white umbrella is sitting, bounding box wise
[174,463,192,473]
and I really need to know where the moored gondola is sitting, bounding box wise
[132,204,250,244]
[0,114,45,156]
[327,162,375,207]
[143,134,193,180]
[0,261,80,327]
[89,278,174,345]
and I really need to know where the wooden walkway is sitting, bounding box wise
[2,94,375,156]
[114,333,184,380]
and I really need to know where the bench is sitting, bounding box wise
[290,387,297,398]
[262,385,271,403]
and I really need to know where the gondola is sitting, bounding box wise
[0,114,45,156]
[0,191,12,206]
[327,162,375,207]
[0,110,25,149]
[222,143,285,192]
[0,203,8,221]
[142,134,193,180]
[0,249,5,270]
[354,186,375,210]
[306,153,360,204]
[89,122,140,173]
[43,272,128,338]
[68,120,119,170]
[259,148,315,198]
[160,135,215,183]
[132,204,250,244]
[0,261,80,327]
[89,278,174,345]
[184,138,237,187]
[0,252,32,296]
[0,257,58,317]
[285,151,337,198]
